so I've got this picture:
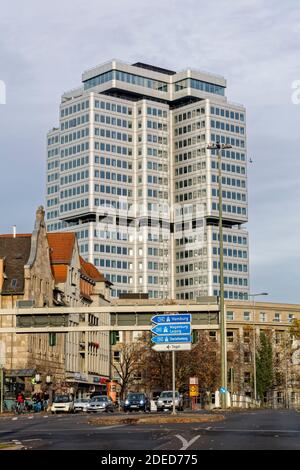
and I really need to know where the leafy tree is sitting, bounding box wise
[256,331,274,400]
[176,331,220,392]
[290,319,300,340]
[137,331,220,394]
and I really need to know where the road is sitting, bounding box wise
[0,409,299,450]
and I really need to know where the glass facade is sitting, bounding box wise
[47,62,248,300]
[175,78,225,96]
[84,70,168,92]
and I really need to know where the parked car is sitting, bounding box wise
[74,398,90,413]
[156,391,184,412]
[123,393,150,412]
[86,395,114,413]
[51,395,74,414]
[152,391,162,402]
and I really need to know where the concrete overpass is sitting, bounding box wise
[0,299,220,333]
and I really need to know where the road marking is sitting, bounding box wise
[0,425,125,434]
[28,417,33,420]
[93,425,125,431]
[12,417,18,421]
[22,439,42,442]
[204,428,300,434]
[175,434,200,450]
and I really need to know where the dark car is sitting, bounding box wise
[86,395,114,413]
[123,393,150,412]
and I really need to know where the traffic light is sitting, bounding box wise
[110,331,117,345]
[49,333,56,347]
[192,330,198,344]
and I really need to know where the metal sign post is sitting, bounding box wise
[0,341,5,414]
[189,377,199,411]
[0,367,3,414]
[151,313,192,415]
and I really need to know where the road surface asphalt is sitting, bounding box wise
[0,409,299,450]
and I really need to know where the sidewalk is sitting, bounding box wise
[0,411,49,419]
[0,442,24,450]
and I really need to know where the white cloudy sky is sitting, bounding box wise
[0,0,299,303]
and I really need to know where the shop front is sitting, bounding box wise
[3,368,36,410]
[64,373,109,398]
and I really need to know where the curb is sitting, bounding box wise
[88,413,225,426]
[0,444,24,451]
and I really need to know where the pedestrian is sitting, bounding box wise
[43,392,49,412]
[16,392,25,413]
[35,394,42,412]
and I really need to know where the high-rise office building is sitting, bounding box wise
[46,60,249,300]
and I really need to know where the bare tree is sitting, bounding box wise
[136,332,172,392]
[111,343,143,400]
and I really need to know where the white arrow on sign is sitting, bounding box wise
[152,343,192,352]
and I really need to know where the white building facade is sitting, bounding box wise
[46,60,249,301]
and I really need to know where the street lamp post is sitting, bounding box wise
[249,292,268,402]
[207,141,232,409]
[46,374,53,410]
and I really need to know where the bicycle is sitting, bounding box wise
[13,402,25,415]
[0,400,9,412]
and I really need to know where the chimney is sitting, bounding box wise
[35,206,45,227]
[12,225,16,238]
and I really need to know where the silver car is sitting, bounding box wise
[156,391,184,412]
[86,395,114,413]
[74,398,90,413]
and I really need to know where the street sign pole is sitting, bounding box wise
[172,350,176,416]
[151,313,191,415]
[0,366,3,414]
[0,341,5,414]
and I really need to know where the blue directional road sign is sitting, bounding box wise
[219,387,227,394]
[151,335,192,344]
[151,324,191,335]
[151,314,191,324]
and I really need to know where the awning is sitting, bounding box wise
[6,369,36,377]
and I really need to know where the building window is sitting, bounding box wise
[133,371,142,381]
[275,331,283,344]
[227,311,234,321]
[209,331,217,342]
[244,311,251,321]
[244,372,251,384]
[227,331,234,343]
[227,351,234,362]
[260,312,266,322]
[244,351,251,363]
[243,330,250,343]
[274,313,281,322]
[288,314,294,323]
[113,351,120,363]
[132,331,143,342]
